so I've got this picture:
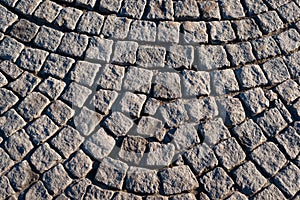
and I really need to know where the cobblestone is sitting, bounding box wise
[77,11,104,34]
[65,179,91,199]
[261,57,290,85]
[0,109,26,137]
[25,181,52,200]
[276,127,300,159]
[226,42,256,66]
[101,15,132,39]
[9,71,40,97]
[0,88,18,114]
[153,72,182,99]
[64,150,92,178]
[10,19,39,43]
[219,0,245,19]
[275,28,300,54]
[103,111,134,136]
[46,100,75,125]
[257,11,284,34]
[112,41,138,65]
[285,51,300,79]
[240,88,269,115]
[182,21,208,44]
[166,44,194,69]
[251,36,281,60]
[159,100,188,127]
[0,60,23,79]
[123,67,153,94]
[58,32,88,57]
[157,21,180,43]
[0,147,14,175]
[182,70,210,97]
[277,1,300,23]
[136,45,166,68]
[232,18,262,40]
[0,4,18,32]
[61,82,92,108]
[33,26,64,52]
[251,184,286,200]
[91,89,118,114]
[0,36,24,61]
[145,142,174,166]
[146,0,174,20]
[15,0,41,15]
[120,0,146,19]
[129,20,156,42]
[0,176,14,199]
[211,69,239,95]
[85,36,113,63]
[55,7,83,30]
[209,21,236,42]
[33,0,62,23]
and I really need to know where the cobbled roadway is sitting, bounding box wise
[0,0,300,199]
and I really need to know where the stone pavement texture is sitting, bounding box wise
[0,0,300,199]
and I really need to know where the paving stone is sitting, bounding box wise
[33,26,64,52]
[4,129,33,161]
[129,20,156,42]
[98,0,122,12]
[200,167,234,199]
[34,0,62,23]
[144,142,175,166]
[15,0,42,15]
[17,92,50,121]
[171,193,196,200]
[123,67,153,94]
[182,21,208,44]
[95,157,128,189]
[275,79,300,104]
[143,98,160,116]
[74,106,102,136]
[112,41,138,65]
[226,192,247,200]
[0,88,18,115]
[91,89,118,114]
[0,109,26,137]
[42,164,72,195]
[0,71,7,87]
[50,125,84,158]
[42,53,75,79]
[209,21,236,42]
[55,194,69,200]
[101,15,132,39]
[211,69,239,95]
[183,143,218,175]
[83,128,115,160]
[61,82,92,108]
[226,42,256,66]
[275,28,300,54]
[0,60,23,79]
[146,195,168,200]
[0,36,24,61]
[98,64,124,91]
[30,143,61,173]
[233,161,267,195]
[0,147,14,175]
[174,0,199,19]
[235,65,268,89]
[120,0,146,19]
[251,36,281,60]
[243,0,268,15]
[232,18,262,40]
[214,137,246,170]
[66,178,91,199]
[77,11,104,34]
[170,124,200,150]
[55,7,83,30]
[264,0,289,9]
[112,191,142,200]
[103,111,134,136]
[291,99,300,120]
[136,45,166,68]
[118,92,146,118]
[277,1,300,23]
[219,0,245,19]
[261,57,290,85]
[64,150,92,178]
[240,88,269,115]
[17,48,48,72]
[257,11,284,34]
[0,0,18,7]
[125,167,159,194]
[0,176,15,200]
[251,184,286,200]
[157,21,180,43]
[0,5,18,32]
[285,51,300,79]
[46,100,75,125]
[196,45,230,70]
[10,19,39,43]
[136,116,165,141]
[146,0,174,20]
[7,160,38,191]
[83,185,114,200]
[119,136,148,165]
[85,36,113,63]
[274,162,300,196]
[153,72,182,99]
[159,165,199,195]
[275,99,293,123]
[182,70,210,97]
[38,77,66,100]
[165,45,193,71]
[25,181,52,200]
[198,1,221,20]
[232,119,267,151]
[159,100,188,127]
[276,127,300,159]
[8,71,40,98]
[75,0,96,8]
[218,97,246,126]
[58,32,88,57]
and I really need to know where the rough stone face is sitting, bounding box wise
[251,36,281,60]
[77,11,104,34]
[243,0,268,15]
[275,28,300,54]
[85,36,113,63]
[219,0,245,19]
[0,5,18,32]
[226,42,256,66]
[64,150,93,178]
[143,98,161,116]
[0,60,23,79]
[112,41,138,65]
[136,45,166,68]
[159,165,199,195]
[145,142,175,166]
[118,92,147,118]
[98,0,122,12]
[211,69,239,95]
[226,192,248,200]
[198,1,220,20]
[0,36,24,61]
[159,100,188,127]
[174,0,199,19]
[101,15,132,39]
[182,21,208,43]
[153,72,182,99]
[0,176,15,200]
[54,7,83,30]
[252,184,286,200]
[157,21,180,43]
[0,109,26,137]
[276,127,300,159]
[166,44,194,69]
[66,179,91,200]
[257,11,284,34]
[10,19,39,42]
[83,185,114,200]
[91,89,118,114]
[38,76,66,100]
[170,124,200,150]
[103,112,134,136]
[146,0,174,20]
[232,18,262,40]
[34,0,62,22]
[261,57,290,85]
[98,64,125,91]
[112,192,142,200]
[123,67,153,94]
[136,116,165,141]
[58,32,89,57]
[46,100,75,125]
[235,65,268,89]
[209,21,236,42]
[240,88,269,115]
[34,26,63,52]
[25,181,52,200]
[61,82,92,108]
[0,88,18,115]
[15,0,42,15]
[0,147,14,175]
[277,1,300,23]
[285,51,300,79]
[275,79,300,104]
[182,70,210,97]
[129,20,156,42]
[120,0,146,19]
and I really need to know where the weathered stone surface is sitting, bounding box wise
[276,127,300,159]
[219,0,245,19]
[170,124,200,150]
[0,60,23,79]
[185,97,218,122]
[85,36,113,63]
[226,42,256,66]
[136,116,165,141]
[64,150,93,178]
[66,179,91,200]
[0,109,26,137]
[209,21,236,42]
[211,69,239,95]
[0,176,15,200]
[257,11,284,34]
[261,57,290,85]
[77,11,104,34]
[243,0,268,15]
[157,21,180,43]
[15,0,41,15]
[129,20,156,42]
[174,0,199,19]
[252,184,286,200]
[120,0,146,19]
[98,64,125,91]
[0,88,18,115]
[34,26,63,52]
[98,0,122,12]
[10,19,39,42]
[25,181,52,200]
[136,45,166,68]
[182,21,208,43]
[143,98,161,116]
[145,142,175,166]
[235,65,268,89]
[123,67,153,94]
[275,28,300,54]
[103,111,133,136]
[101,15,132,39]
[146,0,174,20]
[34,0,62,23]
[61,82,92,108]
[46,100,75,125]
[182,70,210,97]
[251,36,281,59]
[9,71,40,97]
[112,41,138,65]
[58,32,89,57]
[118,92,146,118]
[112,191,142,200]
[38,76,66,100]
[0,36,24,61]
[55,7,83,30]
[83,185,114,200]
[153,72,182,99]
[91,89,118,114]
[0,147,14,175]
[277,1,300,23]
[199,1,220,20]
[232,18,262,40]
[240,88,269,115]
[0,71,7,87]
[226,192,248,200]
[275,79,300,104]
[0,5,18,32]
[166,44,194,69]
[159,100,188,127]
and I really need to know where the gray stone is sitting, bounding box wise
[183,143,218,175]
[119,136,148,165]
[50,125,84,158]
[98,64,125,91]
[218,97,246,126]
[240,88,269,115]
[120,0,146,19]
[4,129,33,161]
[196,45,230,70]
[261,57,290,85]
[126,167,159,194]
[171,193,196,200]
[118,92,146,118]
[42,164,72,195]
[182,21,208,44]
[252,184,286,200]
[275,79,300,104]
[10,19,39,42]
[112,192,142,200]
[226,42,256,66]
[55,194,69,200]
[143,98,160,116]
[83,128,115,160]
[17,92,50,121]
[292,99,300,119]
[7,160,38,191]
[0,109,26,137]
[275,28,300,54]
[182,70,210,97]
[25,181,52,200]
[0,5,18,32]
[99,0,122,12]
[211,69,239,95]
[219,0,245,19]
[174,0,199,19]
[0,60,23,79]
[153,72,182,99]
[235,65,268,89]
[83,185,114,200]
[198,1,220,20]
[136,116,165,141]
[38,76,66,100]
[77,11,104,34]
[146,195,168,200]
[233,161,267,195]
[91,89,118,114]
[232,18,262,40]
[145,142,175,166]
[146,0,174,20]
[0,176,15,200]
[104,111,133,136]
[257,11,284,34]
[264,0,289,9]
[275,99,293,124]
[0,36,24,61]
[232,119,266,151]
[200,167,234,199]
[34,26,64,52]
[61,82,92,108]
[0,148,14,175]
[112,41,138,65]
[15,0,42,15]
[101,15,132,39]
[17,48,48,72]
[277,1,300,23]
[129,20,156,42]
[33,0,62,23]
[85,36,113,63]
[243,0,268,15]
[64,150,93,178]
[9,71,40,97]
[55,7,83,30]
[95,157,128,189]
[30,142,61,173]
[166,44,194,69]
[46,100,75,125]
[251,36,281,60]
[58,32,89,57]
[209,21,236,42]
[276,127,300,159]
[136,45,166,68]
[42,53,75,79]
[0,88,18,115]
[171,124,200,150]
[66,179,91,200]
[159,165,198,195]
[0,72,7,87]
[123,67,153,94]
[157,21,180,43]
[226,192,247,200]
[285,51,300,78]
[159,100,188,127]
